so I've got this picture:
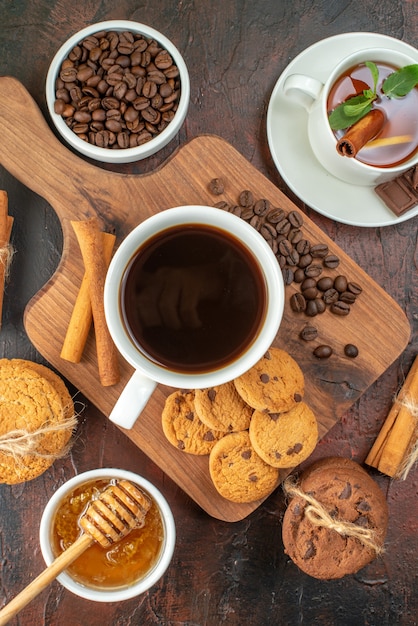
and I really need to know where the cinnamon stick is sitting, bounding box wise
[365,356,418,479]
[337,109,385,157]
[61,232,116,363]
[0,191,14,330]
[71,218,120,387]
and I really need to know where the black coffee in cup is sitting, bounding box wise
[120,224,267,373]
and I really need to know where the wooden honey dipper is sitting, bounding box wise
[0,480,151,625]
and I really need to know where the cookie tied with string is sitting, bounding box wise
[282,457,388,579]
[0,359,77,484]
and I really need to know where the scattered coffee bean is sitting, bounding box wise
[344,344,359,358]
[239,189,254,207]
[347,281,362,295]
[208,177,225,195]
[313,345,333,359]
[339,291,357,304]
[334,275,348,292]
[317,276,334,291]
[290,292,306,312]
[210,184,364,358]
[330,301,351,316]
[323,254,340,269]
[310,243,329,258]
[299,325,318,341]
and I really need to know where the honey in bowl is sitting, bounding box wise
[327,61,418,167]
[51,478,164,589]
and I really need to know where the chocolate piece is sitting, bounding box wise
[375,165,418,217]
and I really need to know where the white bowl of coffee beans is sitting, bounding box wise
[46,20,190,163]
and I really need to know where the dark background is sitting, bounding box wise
[0,1,417,625]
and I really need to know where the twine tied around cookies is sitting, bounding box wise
[0,414,78,462]
[283,477,384,555]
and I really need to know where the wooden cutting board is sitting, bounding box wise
[0,77,410,521]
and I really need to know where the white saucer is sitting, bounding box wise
[266,32,418,227]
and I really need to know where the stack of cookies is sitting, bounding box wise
[0,359,76,484]
[162,347,319,503]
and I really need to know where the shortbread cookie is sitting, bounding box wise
[194,382,253,433]
[282,457,388,579]
[249,402,318,468]
[234,347,304,413]
[0,359,75,484]
[162,389,224,455]
[209,431,279,502]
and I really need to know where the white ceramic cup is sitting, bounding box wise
[104,205,284,429]
[283,46,418,185]
[39,468,176,602]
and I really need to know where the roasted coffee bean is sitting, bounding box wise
[339,291,357,304]
[241,206,255,220]
[302,286,319,300]
[276,218,291,235]
[260,223,277,240]
[344,344,359,358]
[54,29,182,150]
[266,207,285,223]
[254,198,270,216]
[306,299,323,316]
[208,178,225,195]
[330,301,350,316]
[334,275,348,292]
[299,325,318,341]
[286,249,300,266]
[317,276,334,291]
[278,239,293,256]
[313,345,333,359]
[322,288,339,304]
[282,267,294,285]
[296,239,310,255]
[347,281,362,295]
[288,210,303,228]
[323,254,340,269]
[298,253,312,269]
[239,190,254,207]
[290,292,306,312]
[304,264,322,278]
[293,268,305,283]
[250,214,263,230]
[310,243,329,258]
[288,228,303,244]
[301,277,316,292]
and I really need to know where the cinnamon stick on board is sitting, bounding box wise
[61,232,116,363]
[0,191,14,330]
[365,355,418,479]
[71,218,120,387]
[337,109,385,157]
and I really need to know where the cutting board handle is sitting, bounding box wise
[0,76,107,219]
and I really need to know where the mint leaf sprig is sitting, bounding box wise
[328,62,418,131]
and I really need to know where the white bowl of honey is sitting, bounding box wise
[39,468,175,601]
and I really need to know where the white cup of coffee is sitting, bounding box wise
[104,206,284,429]
[283,46,418,185]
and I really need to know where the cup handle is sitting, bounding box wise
[283,73,324,111]
[108,370,157,429]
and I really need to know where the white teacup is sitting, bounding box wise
[104,206,284,429]
[283,46,418,185]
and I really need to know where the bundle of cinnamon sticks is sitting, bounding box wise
[61,217,120,387]
[366,356,418,480]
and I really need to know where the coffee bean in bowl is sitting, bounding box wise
[46,20,190,163]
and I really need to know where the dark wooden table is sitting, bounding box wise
[0,1,417,625]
